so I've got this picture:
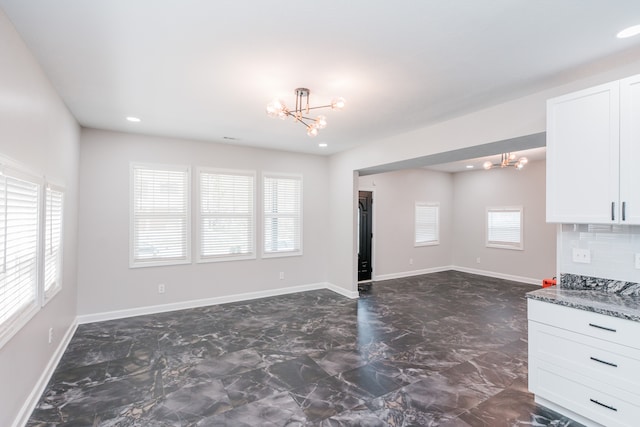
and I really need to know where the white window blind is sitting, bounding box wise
[0,172,40,337]
[263,174,302,256]
[415,202,439,246]
[131,165,190,266]
[199,169,255,261]
[487,207,523,250]
[44,186,63,297]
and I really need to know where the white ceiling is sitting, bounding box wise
[2,1,640,156]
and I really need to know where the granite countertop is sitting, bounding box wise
[527,286,640,323]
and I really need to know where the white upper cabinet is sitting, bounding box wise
[547,76,640,224]
[619,74,640,225]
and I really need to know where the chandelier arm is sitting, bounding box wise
[293,116,313,128]
[304,104,334,111]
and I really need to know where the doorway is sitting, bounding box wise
[358,191,373,282]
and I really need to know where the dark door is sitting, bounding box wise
[358,191,373,282]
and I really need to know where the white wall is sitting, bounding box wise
[0,10,80,427]
[76,129,330,316]
[328,57,640,294]
[358,169,453,279]
[357,162,554,283]
[452,160,556,282]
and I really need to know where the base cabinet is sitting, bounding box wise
[528,299,640,427]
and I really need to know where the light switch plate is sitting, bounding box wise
[635,253,640,269]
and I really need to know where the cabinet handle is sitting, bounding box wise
[622,201,626,221]
[590,398,617,412]
[611,202,615,221]
[588,323,617,332]
[590,356,618,367]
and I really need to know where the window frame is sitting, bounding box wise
[129,162,192,268]
[414,202,440,247]
[486,206,524,250]
[42,182,64,304]
[0,163,43,349]
[196,167,256,263]
[262,172,303,258]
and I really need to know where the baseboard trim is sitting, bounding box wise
[373,266,454,281]
[77,282,356,324]
[325,282,360,299]
[452,266,541,286]
[13,319,77,427]
[370,265,540,286]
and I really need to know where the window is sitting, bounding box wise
[44,185,64,299]
[486,206,523,250]
[131,164,191,267]
[415,202,439,246]
[263,174,302,257]
[0,169,41,345]
[198,169,255,262]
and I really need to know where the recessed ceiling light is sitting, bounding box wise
[126,116,141,122]
[318,143,328,148]
[466,165,474,169]
[617,24,640,38]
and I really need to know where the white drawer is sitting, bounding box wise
[533,361,640,427]
[529,320,640,395]
[528,298,640,349]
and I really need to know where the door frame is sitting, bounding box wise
[358,186,376,282]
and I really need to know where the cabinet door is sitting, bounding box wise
[620,75,640,224]
[546,82,620,223]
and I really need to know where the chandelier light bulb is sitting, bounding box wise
[266,99,287,118]
[307,124,319,137]
[519,157,528,165]
[331,97,346,110]
[315,115,327,129]
[508,153,516,160]
[483,161,493,170]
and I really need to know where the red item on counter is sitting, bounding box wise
[542,278,557,288]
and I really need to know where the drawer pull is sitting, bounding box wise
[588,323,616,333]
[590,398,617,412]
[590,356,618,367]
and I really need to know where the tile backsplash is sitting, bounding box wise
[559,224,640,283]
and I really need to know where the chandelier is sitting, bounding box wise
[483,153,528,170]
[266,88,345,137]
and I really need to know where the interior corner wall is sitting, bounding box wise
[358,169,454,278]
[452,160,556,282]
[76,128,330,316]
[0,9,80,427]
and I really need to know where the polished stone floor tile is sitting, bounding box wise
[289,375,371,422]
[26,271,585,426]
[338,364,409,398]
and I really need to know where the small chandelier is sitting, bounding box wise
[483,153,528,170]
[266,88,345,137]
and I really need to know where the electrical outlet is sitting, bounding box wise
[279,272,284,280]
[409,258,413,265]
[48,327,53,344]
[572,248,591,264]
[476,257,481,264]
[635,253,640,269]
[158,283,165,294]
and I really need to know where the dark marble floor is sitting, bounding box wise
[27,271,584,426]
